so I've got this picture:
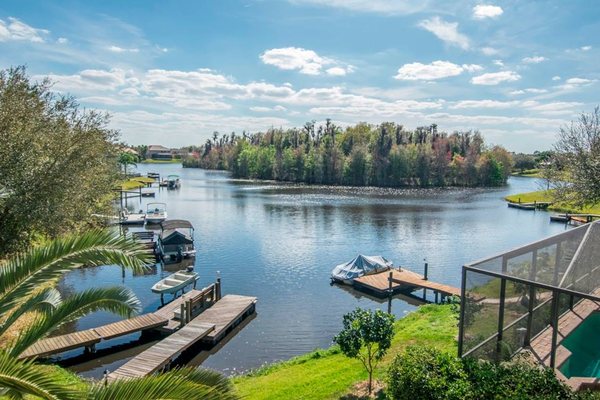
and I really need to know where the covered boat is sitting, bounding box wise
[331,254,393,284]
[167,174,181,189]
[157,219,196,263]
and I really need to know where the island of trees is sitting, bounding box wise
[183,120,513,187]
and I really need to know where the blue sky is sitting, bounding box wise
[0,0,598,152]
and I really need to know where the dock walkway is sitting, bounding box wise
[108,294,257,380]
[20,314,167,359]
[353,268,461,299]
[107,320,215,381]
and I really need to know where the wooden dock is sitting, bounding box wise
[107,320,215,381]
[20,314,168,359]
[108,294,257,381]
[507,201,552,211]
[353,268,461,300]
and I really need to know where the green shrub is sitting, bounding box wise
[387,346,471,400]
[387,346,595,400]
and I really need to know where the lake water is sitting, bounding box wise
[58,164,567,377]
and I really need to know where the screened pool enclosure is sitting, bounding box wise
[458,221,600,370]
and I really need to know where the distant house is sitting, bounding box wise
[147,145,173,160]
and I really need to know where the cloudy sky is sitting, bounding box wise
[1,1,598,152]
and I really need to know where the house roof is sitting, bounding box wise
[148,145,170,151]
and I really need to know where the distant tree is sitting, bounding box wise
[334,308,394,395]
[546,107,600,207]
[119,152,138,175]
[513,153,536,172]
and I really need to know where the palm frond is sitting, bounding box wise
[0,230,150,316]
[0,350,80,400]
[87,367,238,400]
[10,287,140,357]
[0,288,62,338]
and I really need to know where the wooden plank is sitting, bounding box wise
[192,295,257,343]
[93,314,167,340]
[353,268,462,297]
[20,329,101,359]
[108,320,215,381]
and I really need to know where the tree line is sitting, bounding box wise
[183,120,513,187]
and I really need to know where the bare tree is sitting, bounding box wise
[547,107,600,207]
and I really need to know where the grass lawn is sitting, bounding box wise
[511,169,543,178]
[505,190,600,214]
[117,177,157,190]
[233,304,458,400]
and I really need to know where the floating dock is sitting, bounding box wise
[353,268,461,301]
[507,201,552,211]
[108,294,257,381]
[20,280,256,368]
[20,314,168,359]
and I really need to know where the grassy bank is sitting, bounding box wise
[233,304,457,400]
[511,168,543,178]
[505,190,600,214]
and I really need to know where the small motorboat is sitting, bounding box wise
[151,269,198,303]
[167,174,181,189]
[146,202,168,224]
[119,209,146,225]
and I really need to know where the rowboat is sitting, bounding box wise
[151,270,198,303]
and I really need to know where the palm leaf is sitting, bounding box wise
[10,286,140,357]
[0,350,80,400]
[0,230,150,317]
[88,367,238,400]
[0,288,61,338]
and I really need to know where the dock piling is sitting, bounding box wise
[387,271,393,314]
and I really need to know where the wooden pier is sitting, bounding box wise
[507,201,552,211]
[107,320,216,381]
[353,268,461,300]
[107,294,257,381]
[20,314,168,359]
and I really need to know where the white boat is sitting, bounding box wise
[151,270,198,301]
[331,254,393,285]
[119,209,146,225]
[146,202,168,224]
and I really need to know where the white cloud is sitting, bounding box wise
[552,76,561,81]
[473,5,504,19]
[471,71,521,85]
[493,59,504,67]
[481,47,499,56]
[522,56,546,64]
[250,105,287,112]
[287,0,430,15]
[108,45,140,53]
[451,100,519,109]
[260,47,352,76]
[555,77,597,91]
[418,17,470,50]
[394,61,482,81]
[57,37,68,44]
[581,45,592,51]
[0,17,49,43]
[509,88,548,95]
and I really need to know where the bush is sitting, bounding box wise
[387,346,595,400]
[387,346,471,400]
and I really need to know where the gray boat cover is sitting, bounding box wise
[331,254,393,281]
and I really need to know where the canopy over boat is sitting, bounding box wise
[331,254,392,283]
[160,219,193,230]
